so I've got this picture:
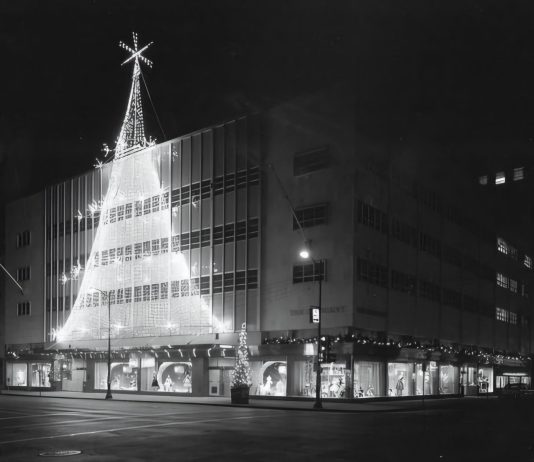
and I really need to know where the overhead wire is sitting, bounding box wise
[140,67,167,142]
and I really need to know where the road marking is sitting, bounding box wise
[4,411,205,429]
[0,412,91,421]
[0,414,275,445]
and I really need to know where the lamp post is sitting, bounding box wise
[301,247,323,409]
[92,288,112,400]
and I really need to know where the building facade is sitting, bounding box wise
[3,88,533,399]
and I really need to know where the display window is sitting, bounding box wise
[250,361,287,396]
[387,362,414,397]
[95,362,138,391]
[321,362,347,398]
[6,363,27,387]
[157,362,192,393]
[478,366,493,393]
[496,373,530,389]
[414,362,437,395]
[354,361,383,398]
[439,364,458,394]
[31,363,51,388]
[461,366,477,386]
[140,356,157,391]
[287,359,315,397]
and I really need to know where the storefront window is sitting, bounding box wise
[414,362,438,395]
[157,362,192,393]
[496,375,507,389]
[388,362,414,397]
[140,356,156,391]
[6,363,27,387]
[208,358,234,396]
[321,362,347,398]
[439,365,458,394]
[478,366,493,393]
[354,361,383,398]
[250,361,287,396]
[95,362,138,391]
[461,366,477,386]
[30,363,51,388]
[288,359,315,397]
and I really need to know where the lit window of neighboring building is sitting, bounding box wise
[497,237,509,255]
[495,172,506,185]
[496,272,509,289]
[509,312,517,325]
[510,279,518,293]
[496,307,508,322]
[524,255,532,269]
[479,175,488,185]
[513,167,524,181]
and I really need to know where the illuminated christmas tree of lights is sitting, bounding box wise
[57,34,212,342]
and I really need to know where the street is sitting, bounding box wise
[0,396,532,461]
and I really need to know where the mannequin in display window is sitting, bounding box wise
[164,376,173,392]
[151,372,159,391]
[183,373,192,393]
[261,375,273,395]
[396,376,405,396]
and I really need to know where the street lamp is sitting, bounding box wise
[300,243,323,410]
[92,288,112,400]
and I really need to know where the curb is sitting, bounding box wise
[0,392,412,414]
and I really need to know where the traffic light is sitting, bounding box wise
[319,338,326,362]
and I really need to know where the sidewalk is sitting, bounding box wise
[0,389,463,413]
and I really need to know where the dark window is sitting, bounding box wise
[200,276,210,295]
[151,284,159,301]
[419,280,441,302]
[117,289,124,304]
[419,232,441,258]
[293,260,326,283]
[391,270,416,295]
[443,288,462,308]
[17,301,30,316]
[294,147,330,176]
[294,204,328,230]
[224,273,234,291]
[143,285,150,301]
[134,286,142,302]
[213,274,223,293]
[160,282,168,299]
[171,281,180,298]
[16,266,31,282]
[235,271,246,290]
[357,201,388,234]
[16,230,31,248]
[247,269,258,289]
[357,258,387,287]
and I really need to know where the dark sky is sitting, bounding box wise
[2,0,534,202]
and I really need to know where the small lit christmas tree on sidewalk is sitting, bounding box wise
[231,322,252,404]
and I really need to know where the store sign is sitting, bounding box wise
[309,307,321,324]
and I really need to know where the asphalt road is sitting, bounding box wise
[0,396,532,462]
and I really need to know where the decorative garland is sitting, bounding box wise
[261,333,531,363]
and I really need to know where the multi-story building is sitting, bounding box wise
[3,85,533,400]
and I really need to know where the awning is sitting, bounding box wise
[48,331,253,351]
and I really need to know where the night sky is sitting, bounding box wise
[2,0,534,203]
